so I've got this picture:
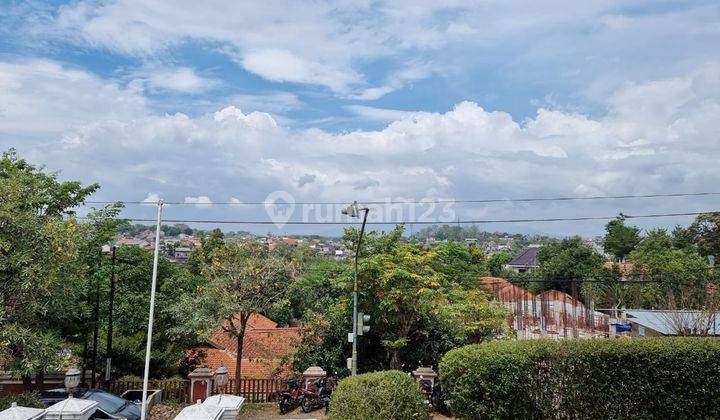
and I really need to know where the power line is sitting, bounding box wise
[78,210,715,225]
[82,191,720,206]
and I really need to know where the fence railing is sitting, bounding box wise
[213,378,284,403]
[106,378,283,404]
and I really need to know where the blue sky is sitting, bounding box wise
[1,0,720,236]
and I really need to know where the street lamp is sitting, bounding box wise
[341,201,369,375]
[214,364,229,393]
[65,368,81,394]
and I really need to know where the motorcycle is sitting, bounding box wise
[300,377,335,414]
[277,377,304,414]
[419,377,451,416]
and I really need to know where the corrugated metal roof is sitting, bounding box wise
[626,310,720,335]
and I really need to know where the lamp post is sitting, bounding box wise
[105,245,117,384]
[214,364,229,394]
[141,200,163,420]
[341,201,369,375]
[65,368,81,395]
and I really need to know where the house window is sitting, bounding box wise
[638,326,645,336]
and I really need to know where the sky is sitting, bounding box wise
[1,0,719,237]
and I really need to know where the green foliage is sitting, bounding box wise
[0,148,98,379]
[170,240,291,391]
[689,212,720,258]
[533,236,604,293]
[628,229,711,308]
[89,246,202,378]
[488,252,512,276]
[602,214,641,261]
[0,392,43,410]
[329,370,428,420]
[295,227,506,375]
[440,338,720,419]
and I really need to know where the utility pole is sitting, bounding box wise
[342,202,369,375]
[141,200,163,420]
[105,245,117,383]
[91,255,101,388]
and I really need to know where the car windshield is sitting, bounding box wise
[83,391,127,413]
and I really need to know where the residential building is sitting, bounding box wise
[504,245,541,274]
[189,314,301,379]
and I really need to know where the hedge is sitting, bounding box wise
[440,338,720,419]
[329,370,428,420]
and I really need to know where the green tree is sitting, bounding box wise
[0,149,98,389]
[628,229,710,308]
[100,246,201,378]
[535,236,604,294]
[171,240,291,394]
[488,252,513,276]
[185,228,225,274]
[602,214,641,262]
[689,213,720,259]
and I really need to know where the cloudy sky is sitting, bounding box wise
[1,0,719,236]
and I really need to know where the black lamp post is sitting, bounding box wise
[341,201,369,375]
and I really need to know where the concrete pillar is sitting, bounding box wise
[188,368,214,403]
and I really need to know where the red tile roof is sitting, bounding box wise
[191,313,301,379]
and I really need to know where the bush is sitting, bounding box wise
[329,370,428,420]
[440,338,720,419]
[0,392,43,410]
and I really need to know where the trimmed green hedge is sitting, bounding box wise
[440,338,720,419]
[329,370,428,420]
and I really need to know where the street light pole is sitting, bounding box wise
[105,245,117,383]
[141,200,163,420]
[342,202,369,376]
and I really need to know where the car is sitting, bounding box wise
[40,388,141,420]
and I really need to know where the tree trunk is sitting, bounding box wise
[35,369,45,392]
[234,332,245,395]
[233,314,250,396]
[389,350,401,370]
[22,376,32,392]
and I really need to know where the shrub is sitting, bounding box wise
[440,338,720,419]
[0,392,43,410]
[329,370,428,420]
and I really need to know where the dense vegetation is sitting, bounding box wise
[440,338,720,419]
[329,370,428,420]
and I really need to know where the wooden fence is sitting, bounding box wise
[107,378,283,404]
[213,378,284,403]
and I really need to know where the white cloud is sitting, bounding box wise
[132,65,217,93]
[345,105,420,122]
[142,192,161,203]
[0,59,147,135]
[184,196,213,207]
[2,59,720,235]
[229,197,243,204]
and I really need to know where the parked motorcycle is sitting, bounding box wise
[277,377,304,414]
[419,377,451,415]
[300,377,335,414]
[430,381,451,415]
